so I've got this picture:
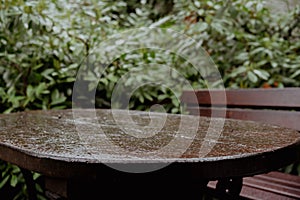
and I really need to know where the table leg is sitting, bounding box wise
[45,177,68,199]
[20,168,37,200]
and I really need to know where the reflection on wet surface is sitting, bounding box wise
[0,109,299,163]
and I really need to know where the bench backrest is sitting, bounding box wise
[181,88,300,131]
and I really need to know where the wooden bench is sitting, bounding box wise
[181,88,300,199]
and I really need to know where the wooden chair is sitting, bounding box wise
[181,88,300,200]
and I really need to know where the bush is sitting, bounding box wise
[0,0,300,199]
[172,0,300,88]
[1,0,300,114]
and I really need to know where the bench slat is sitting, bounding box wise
[252,176,300,190]
[186,107,300,131]
[207,172,300,199]
[207,181,296,200]
[256,171,300,185]
[181,88,300,108]
[243,175,300,199]
[240,186,296,200]
[181,88,300,199]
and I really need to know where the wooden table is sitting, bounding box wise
[0,109,299,199]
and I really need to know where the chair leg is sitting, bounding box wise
[215,177,243,199]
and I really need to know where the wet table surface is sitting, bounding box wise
[0,109,299,178]
[0,109,300,199]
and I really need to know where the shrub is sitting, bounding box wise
[0,0,300,199]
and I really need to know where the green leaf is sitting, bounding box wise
[144,93,153,101]
[230,66,247,77]
[35,183,43,193]
[2,165,9,177]
[11,166,20,174]
[51,88,67,106]
[107,74,118,82]
[171,97,180,107]
[10,175,18,187]
[0,87,6,100]
[250,47,265,56]
[256,2,263,12]
[271,62,278,68]
[26,85,34,97]
[291,70,300,79]
[171,107,179,113]
[4,107,14,114]
[235,52,249,61]
[51,96,67,106]
[51,89,59,102]
[37,194,48,200]
[41,69,54,80]
[256,60,268,67]
[53,59,60,69]
[33,173,41,180]
[247,71,258,83]
[35,83,47,98]
[196,22,208,32]
[33,63,43,70]
[51,105,67,110]
[157,94,168,101]
[150,15,172,28]
[99,78,109,86]
[0,175,9,189]
[283,164,293,174]
[253,69,269,80]
[138,95,144,103]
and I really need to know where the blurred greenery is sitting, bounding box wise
[0,0,300,199]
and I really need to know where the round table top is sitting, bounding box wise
[0,109,299,179]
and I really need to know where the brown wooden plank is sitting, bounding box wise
[243,176,300,199]
[181,88,300,108]
[240,185,296,200]
[207,179,297,200]
[254,172,300,190]
[186,107,300,131]
[256,172,300,185]
[208,172,300,200]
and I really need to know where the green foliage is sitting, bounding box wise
[172,0,300,88]
[0,0,300,199]
[0,161,45,200]
[91,48,202,112]
[2,0,299,114]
